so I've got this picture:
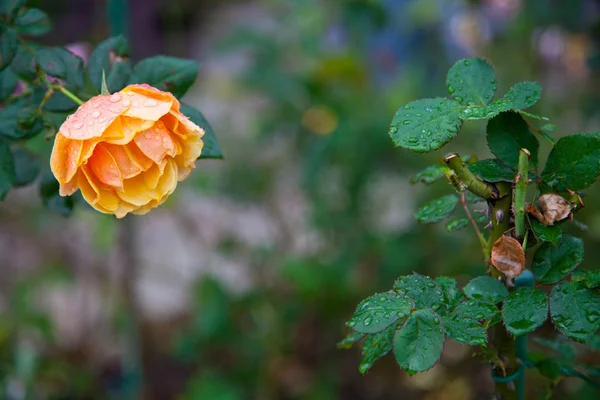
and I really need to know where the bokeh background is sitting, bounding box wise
[1,0,600,398]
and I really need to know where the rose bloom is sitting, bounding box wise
[50,84,204,218]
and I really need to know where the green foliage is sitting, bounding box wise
[445,217,468,232]
[12,147,40,187]
[359,323,396,374]
[550,282,600,342]
[393,274,444,310]
[442,313,487,345]
[36,47,85,89]
[14,8,51,36]
[0,139,15,200]
[463,276,508,304]
[533,235,584,284]
[39,171,73,216]
[415,194,458,223]
[132,56,199,98]
[0,27,18,70]
[346,292,413,334]
[486,112,538,169]
[410,165,448,185]
[572,270,600,289]
[502,287,548,336]
[468,159,516,182]
[87,35,132,93]
[446,58,496,106]
[530,219,562,247]
[180,103,223,159]
[542,134,600,191]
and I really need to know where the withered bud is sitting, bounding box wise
[495,209,504,223]
[526,193,573,226]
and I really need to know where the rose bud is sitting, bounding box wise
[50,84,204,218]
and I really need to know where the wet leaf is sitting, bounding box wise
[542,134,600,192]
[347,292,413,334]
[532,235,583,284]
[442,314,487,345]
[446,217,469,232]
[502,287,548,336]
[453,299,499,321]
[15,8,52,36]
[36,47,85,89]
[359,323,397,374]
[0,139,15,200]
[504,81,542,110]
[572,270,600,289]
[435,276,462,309]
[550,282,600,342]
[0,27,18,71]
[411,165,448,185]
[337,331,365,349]
[486,112,539,169]
[463,276,508,304]
[88,35,132,93]
[394,274,445,311]
[389,98,462,153]
[12,148,40,187]
[468,159,516,182]
[180,103,222,159]
[491,235,525,278]
[132,55,199,98]
[393,309,444,375]
[529,219,562,247]
[446,58,496,106]
[416,194,459,224]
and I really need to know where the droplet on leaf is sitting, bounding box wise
[491,235,525,278]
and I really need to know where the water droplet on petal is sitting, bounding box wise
[73,121,84,129]
[108,93,121,103]
[92,110,101,118]
[122,99,131,107]
[144,99,159,107]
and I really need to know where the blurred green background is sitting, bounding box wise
[1,0,600,398]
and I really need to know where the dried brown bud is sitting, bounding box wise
[491,235,525,278]
[526,193,573,226]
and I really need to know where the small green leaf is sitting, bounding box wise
[541,124,556,133]
[12,147,40,187]
[416,194,458,224]
[468,159,516,182]
[0,0,26,15]
[10,46,36,81]
[36,47,85,89]
[88,36,132,93]
[337,331,365,349]
[389,98,462,153]
[463,276,508,304]
[502,287,548,336]
[446,58,496,106]
[0,139,15,200]
[39,170,73,215]
[533,358,564,380]
[453,299,499,321]
[393,309,444,375]
[0,66,17,100]
[15,8,51,36]
[0,27,18,70]
[180,103,222,159]
[347,292,413,334]
[504,81,542,110]
[132,55,199,98]
[550,282,600,342]
[446,218,469,232]
[541,134,600,192]
[442,314,487,345]
[394,274,445,311]
[486,112,539,169]
[529,219,562,247]
[0,98,42,140]
[359,323,396,374]
[410,165,448,185]
[435,276,461,309]
[572,270,600,289]
[532,235,584,284]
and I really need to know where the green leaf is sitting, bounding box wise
[486,112,539,169]
[0,98,42,140]
[541,134,600,192]
[132,55,199,98]
[14,8,51,36]
[463,276,508,304]
[410,165,448,185]
[36,47,85,89]
[532,235,583,284]
[572,270,600,289]
[550,282,600,342]
[0,0,26,16]
[446,217,469,232]
[358,323,396,374]
[12,148,40,187]
[180,103,223,159]
[0,139,15,200]
[468,159,516,182]
[88,36,132,93]
[442,314,487,345]
[446,58,496,106]
[39,170,73,215]
[502,287,548,336]
[436,276,461,309]
[394,274,445,311]
[416,194,458,224]
[530,219,562,247]
[10,46,36,81]
[393,309,444,375]
[453,299,499,321]
[347,292,413,334]
[504,81,542,110]
[389,98,462,153]
[337,331,365,349]
[0,66,17,100]
[541,124,556,133]
[0,27,18,70]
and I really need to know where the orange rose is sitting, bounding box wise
[50,84,204,218]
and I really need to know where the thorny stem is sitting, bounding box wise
[514,149,529,239]
[460,192,488,260]
[444,154,500,199]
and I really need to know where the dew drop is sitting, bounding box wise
[108,93,121,103]
[363,317,372,326]
[347,321,356,327]
[144,99,159,107]
[122,99,131,107]
[433,317,440,325]
[144,132,152,139]
[73,121,84,129]
[402,120,411,125]
[87,120,94,126]
[109,105,122,113]
[133,101,141,107]
[92,101,101,109]
[91,110,101,118]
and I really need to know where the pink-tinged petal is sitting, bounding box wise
[88,144,123,188]
[59,171,80,196]
[50,133,83,184]
[176,166,192,182]
[123,84,181,111]
[123,141,154,171]
[169,111,204,139]
[103,117,155,145]
[59,94,129,140]
[79,166,120,212]
[102,143,143,179]
[120,90,172,121]
[134,120,177,163]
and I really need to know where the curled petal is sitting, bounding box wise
[134,121,177,163]
[88,144,123,189]
[79,166,121,212]
[121,90,172,121]
[50,133,83,184]
[123,84,181,111]
[59,94,129,140]
[102,143,143,179]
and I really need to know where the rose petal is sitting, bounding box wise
[117,172,159,206]
[59,94,129,140]
[124,84,181,111]
[120,90,172,121]
[88,144,123,188]
[103,143,143,179]
[50,133,83,184]
[134,120,177,163]
[155,158,178,199]
[79,166,121,212]
[104,117,154,145]
[59,171,80,196]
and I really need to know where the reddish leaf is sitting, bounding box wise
[491,235,525,278]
